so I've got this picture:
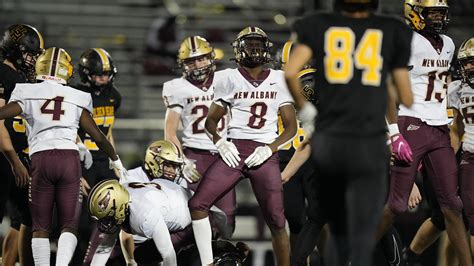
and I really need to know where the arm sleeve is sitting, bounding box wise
[447,80,462,109]
[151,218,177,266]
[390,19,413,69]
[162,81,184,109]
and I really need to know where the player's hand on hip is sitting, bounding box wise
[390,133,413,163]
[245,145,272,168]
[216,138,241,168]
[110,156,129,181]
[12,160,29,187]
[78,142,93,169]
[183,157,202,183]
[298,102,317,138]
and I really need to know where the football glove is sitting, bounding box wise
[298,102,317,138]
[245,145,272,168]
[216,138,241,168]
[183,157,202,183]
[78,142,93,169]
[110,156,129,180]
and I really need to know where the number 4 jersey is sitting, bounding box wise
[398,31,455,125]
[162,73,228,151]
[9,80,92,156]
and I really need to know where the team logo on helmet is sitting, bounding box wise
[144,140,184,181]
[35,47,73,84]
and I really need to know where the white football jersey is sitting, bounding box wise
[398,32,455,125]
[214,68,294,144]
[9,80,92,155]
[162,75,228,151]
[123,178,192,239]
[448,80,474,152]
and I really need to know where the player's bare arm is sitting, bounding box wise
[119,231,137,265]
[164,107,183,151]
[204,101,227,144]
[283,43,313,110]
[281,140,311,184]
[79,109,118,161]
[391,68,414,108]
[270,105,297,153]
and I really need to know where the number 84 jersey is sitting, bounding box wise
[398,32,455,125]
[162,73,228,151]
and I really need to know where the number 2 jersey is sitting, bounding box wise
[294,12,412,136]
[77,84,121,161]
[448,80,474,152]
[214,68,294,144]
[8,80,92,156]
[162,73,228,152]
[398,31,455,125]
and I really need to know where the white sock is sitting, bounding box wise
[55,232,78,266]
[192,217,214,265]
[32,238,51,266]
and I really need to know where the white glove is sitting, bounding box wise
[78,142,93,169]
[245,145,273,168]
[298,102,317,138]
[182,157,202,183]
[216,138,241,168]
[110,156,128,180]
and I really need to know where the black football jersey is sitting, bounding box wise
[76,84,122,161]
[294,11,412,136]
[0,63,29,154]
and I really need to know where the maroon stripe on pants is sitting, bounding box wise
[460,151,474,235]
[188,139,285,229]
[388,116,461,215]
[30,149,81,232]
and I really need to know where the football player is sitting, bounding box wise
[73,47,122,264]
[378,1,472,265]
[276,40,320,261]
[85,140,231,265]
[0,47,127,265]
[163,36,236,238]
[188,26,297,265]
[0,24,44,266]
[284,0,414,265]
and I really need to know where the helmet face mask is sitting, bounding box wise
[182,53,214,83]
[421,7,449,34]
[233,27,272,68]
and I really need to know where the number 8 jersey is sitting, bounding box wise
[398,31,455,125]
[162,73,228,151]
[9,80,92,156]
[214,68,293,144]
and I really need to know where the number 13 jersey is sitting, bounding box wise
[214,68,294,144]
[162,73,228,151]
[9,80,92,156]
[398,32,455,125]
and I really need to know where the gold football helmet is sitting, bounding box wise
[404,0,449,34]
[232,26,273,68]
[457,37,474,88]
[144,140,184,181]
[88,179,130,233]
[177,36,215,83]
[35,47,73,84]
[297,68,317,102]
[277,41,312,70]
